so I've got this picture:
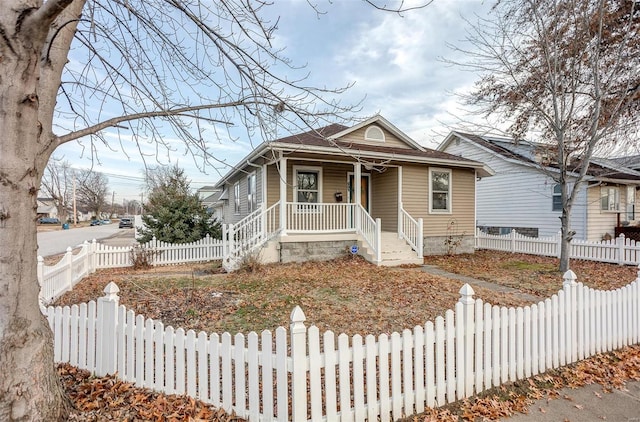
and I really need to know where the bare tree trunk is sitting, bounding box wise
[0,2,75,418]
[559,214,571,272]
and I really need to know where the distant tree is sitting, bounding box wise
[138,166,221,244]
[76,170,109,217]
[40,157,74,221]
[458,0,640,271]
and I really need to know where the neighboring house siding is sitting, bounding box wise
[339,126,412,149]
[371,167,398,232]
[586,185,624,241]
[443,136,588,239]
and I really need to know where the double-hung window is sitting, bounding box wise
[552,184,562,212]
[247,173,257,213]
[234,181,241,214]
[294,166,322,211]
[429,168,451,213]
[601,187,620,211]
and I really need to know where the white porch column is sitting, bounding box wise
[354,161,362,230]
[398,166,403,237]
[279,155,287,235]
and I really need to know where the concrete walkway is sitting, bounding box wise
[420,264,541,302]
[420,264,640,421]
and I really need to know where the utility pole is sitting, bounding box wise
[111,191,115,218]
[73,176,77,226]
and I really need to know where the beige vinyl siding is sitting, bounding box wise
[371,168,398,231]
[402,165,475,236]
[338,125,412,149]
[586,185,624,241]
[222,168,264,224]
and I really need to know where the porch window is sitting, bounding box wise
[601,186,620,211]
[552,184,562,212]
[294,166,322,211]
[234,181,241,214]
[247,173,257,213]
[429,168,451,213]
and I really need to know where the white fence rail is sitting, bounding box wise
[47,270,640,421]
[476,229,640,265]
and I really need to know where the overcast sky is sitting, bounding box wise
[53,0,492,201]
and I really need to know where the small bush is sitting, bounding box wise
[130,246,157,269]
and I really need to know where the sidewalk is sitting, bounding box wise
[507,380,640,421]
[419,264,640,421]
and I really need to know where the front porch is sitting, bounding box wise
[223,200,424,271]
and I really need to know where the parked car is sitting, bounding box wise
[89,219,102,226]
[38,217,60,224]
[100,219,112,225]
[119,217,134,228]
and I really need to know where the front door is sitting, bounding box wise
[348,173,370,212]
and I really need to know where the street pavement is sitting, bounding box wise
[37,223,126,256]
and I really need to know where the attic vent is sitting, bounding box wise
[364,125,385,142]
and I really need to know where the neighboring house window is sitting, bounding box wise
[429,168,451,213]
[247,173,257,213]
[234,181,241,214]
[552,184,562,212]
[294,166,322,204]
[601,186,620,211]
[364,125,385,142]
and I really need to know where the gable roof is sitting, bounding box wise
[214,119,494,188]
[441,131,640,183]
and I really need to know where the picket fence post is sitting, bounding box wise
[91,239,97,272]
[96,282,120,377]
[458,284,476,398]
[557,231,562,259]
[37,255,44,286]
[510,229,516,253]
[64,247,73,291]
[617,234,625,265]
[290,306,307,422]
[562,270,578,364]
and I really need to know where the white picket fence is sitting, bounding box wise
[38,235,225,305]
[46,270,640,422]
[476,229,640,265]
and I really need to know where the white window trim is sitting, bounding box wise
[293,165,323,210]
[429,168,452,214]
[600,186,620,212]
[247,172,257,213]
[364,125,385,142]
[233,181,241,215]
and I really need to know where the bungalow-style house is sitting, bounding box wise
[438,132,640,242]
[213,115,493,270]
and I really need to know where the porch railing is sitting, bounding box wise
[355,204,382,263]
[399,205,424,258]
[285,202,356,233]
[224,202,281,271]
